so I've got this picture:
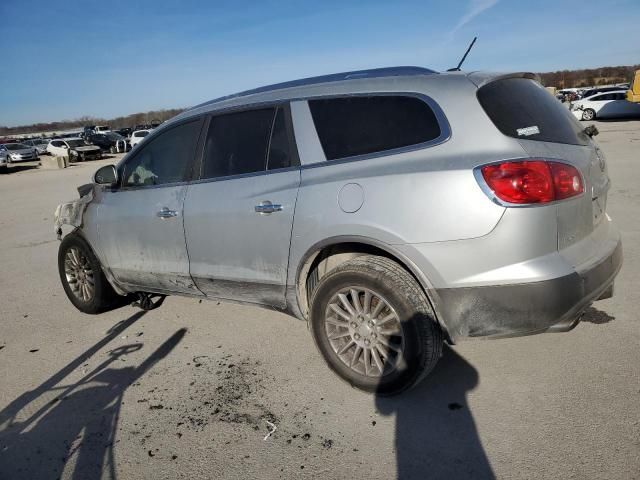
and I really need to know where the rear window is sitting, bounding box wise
[477,78,589,146]
[309,95,442,161]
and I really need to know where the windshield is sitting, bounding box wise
[106,133,124,140]
[95,126,109,131]
[6,143,28,150]
[134,131,149,137]
[66,140,85,147]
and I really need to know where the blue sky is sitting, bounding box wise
[0,0,638,126]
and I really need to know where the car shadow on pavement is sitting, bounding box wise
[1,164,40,174]
[580,306,615,324]
[376,345,494,480]
[0,310,186,480]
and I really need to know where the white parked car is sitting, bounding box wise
[129,129,150,148]
[47,138,102,161]
[571,90,640,121]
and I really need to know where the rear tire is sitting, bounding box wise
[309,255,443,395]
[582,108,596,121]
[58,233,122,314]
[109,146,116,154]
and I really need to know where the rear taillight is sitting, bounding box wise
[479,160,584,205]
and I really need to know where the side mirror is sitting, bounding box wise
[584,125,599,137]
[62,145,69,149]
[94,164,118,186]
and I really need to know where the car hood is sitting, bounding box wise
[8,148,35,155]
[73,145,101,152]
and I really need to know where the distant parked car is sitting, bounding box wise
[88,132,130,153]
[116,128,132,138]
[129,129,150,148]
[133,124,153,132]
[571,90,640,120]
[0,142,38,170]
[22,138,50,155]
[47,138,102,161]
[94,125,111,134]
[580,86,628,99]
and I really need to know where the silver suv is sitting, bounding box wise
[54,67,622,395]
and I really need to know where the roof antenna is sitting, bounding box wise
[447,36,477,72]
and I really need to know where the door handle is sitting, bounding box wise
[255,201,283,214]
[157,207,178,219]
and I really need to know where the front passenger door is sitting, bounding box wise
[96,118,204,295]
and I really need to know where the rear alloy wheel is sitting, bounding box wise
[58,234,122,314]
[109,146,116,154]
[582,108,596,121]
[310,255,443,395]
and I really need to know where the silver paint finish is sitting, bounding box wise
[183,169,300,307]
[55,67,622,341]
[95,185,199,295]
[338,183,364,213]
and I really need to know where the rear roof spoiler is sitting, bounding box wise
[466,71,540,88]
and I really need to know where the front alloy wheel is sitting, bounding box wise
[58,234,122,314]
[64,246,95,302]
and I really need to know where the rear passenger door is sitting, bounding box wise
[183,105,301,308]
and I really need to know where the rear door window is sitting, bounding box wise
[267,107,299,170]
[477,78,590,146]
[308,95,442,161]
[201,108,275,179]
[201,106,299,179]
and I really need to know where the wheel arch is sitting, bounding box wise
[65,227,129,297]
[294,236,452,342]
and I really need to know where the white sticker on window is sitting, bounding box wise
[516,126,540,137]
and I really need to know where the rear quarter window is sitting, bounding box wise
[308,95,442,161]
[477,78,590,146]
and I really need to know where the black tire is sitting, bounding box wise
[309,255,443,395]
[58,233,121,314]
[582,108,596,121]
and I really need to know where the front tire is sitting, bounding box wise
[309,255,443,395]
[58,233,121,314]
[582,108,596,121]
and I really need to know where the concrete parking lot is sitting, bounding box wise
[0,121,639,479]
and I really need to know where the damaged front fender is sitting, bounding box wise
[54,185,96,240]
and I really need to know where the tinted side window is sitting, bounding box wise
[202,108,275,179]
[123,120,201,187]
[308,96,441,161]
[477,78,590,146]
[267,107,299,170]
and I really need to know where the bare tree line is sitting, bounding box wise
[0,108,186,136]
[539,64,639,89]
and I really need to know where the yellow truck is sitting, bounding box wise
[626,70,640,102]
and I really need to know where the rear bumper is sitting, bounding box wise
[435,237,622,340]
